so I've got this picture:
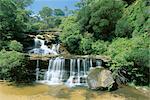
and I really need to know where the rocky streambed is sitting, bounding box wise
[0,81,149,100]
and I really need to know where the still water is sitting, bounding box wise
[0,81,149,100]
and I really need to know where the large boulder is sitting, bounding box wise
[87,67,114,90]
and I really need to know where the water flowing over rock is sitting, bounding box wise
[35,58,103,87]
[29,35,110,88]
[43,57,65,85]
[29,36,59,55]
[87,67,114,89]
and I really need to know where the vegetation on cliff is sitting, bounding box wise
[59,0,149,86]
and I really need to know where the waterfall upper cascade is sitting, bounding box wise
[36,58,102,87]
[29,37,59,55]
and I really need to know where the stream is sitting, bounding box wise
[0,81,149,100]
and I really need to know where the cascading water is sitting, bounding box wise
[96,60,102,67]
[32,36,102,87]
[36,58,103,87]
[29,36,59,55]
[36,60,39,81]
[41,58,65,85]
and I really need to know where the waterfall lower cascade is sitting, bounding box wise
[66,59,90,87]
[43,58,65,85]
[35,58,102,87]
[29,37,59,55]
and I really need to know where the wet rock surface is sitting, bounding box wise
[87,67,115,90]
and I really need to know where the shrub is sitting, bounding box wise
[65,34,82,54]
[9,40,23,52]
[79,37,93,54]
[107,34,150,86]
[92,40,109,55]
[0,50,34,83]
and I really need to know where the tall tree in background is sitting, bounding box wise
[54,9,65,16]
[64,6,69,16]
[38,7,54,29]
[13,0,33,8]
[39,6,53,19]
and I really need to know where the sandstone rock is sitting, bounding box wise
[37,35,44,39]
[87,67,114,90]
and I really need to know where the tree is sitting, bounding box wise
[115,0,149,38]
[77,0,125,40]
[59,16,82,54]
[0,0,33,40]
[54,9,65,16]
[0,50,35,83]
[39,7,53,19]
[80,37,93,54]
[13,0,33,8]
[92,40,109,55]
[64,6,69,16]
[9,40,23,52]
[106,33,149,85]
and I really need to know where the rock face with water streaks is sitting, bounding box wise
[87,67,114,90]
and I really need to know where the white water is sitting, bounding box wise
[35,58,99,87]
[29,37,59,55]
[41,58,65,85]
[35,58,104,87]
[32,36,102,87]
[66,59,92,87]
[36,60,39,81]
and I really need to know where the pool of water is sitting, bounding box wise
[0,81,149,100]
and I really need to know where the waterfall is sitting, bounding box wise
[32,35,103,87]
[51,44,60,53]
[77,59,80,85]
[42,57,65,85]
[96,60,102,67]
[36,57,102,87]
[66,59,90,87]
[29,36,59,55]
[90,59,93,68]
[36,60,39,81]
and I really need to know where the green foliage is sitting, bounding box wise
[58,0,149,86]
[54,17,62,27]
[59,16,82,54]
[80,37,93,54]
[9,40,23,52]
[115,0,149,37]
[13,0,33,8]
[0,50,34,83]
[107,33,149,85]
[77,0,125,40]
[128,34,149,68]
[107,38,133,68]
[92,40,108,55]
[33,7,64,30]
[0,41,9,50]
[54,9,65,16]
[123,0,136,5]
[0,50,23,79]
[39,6,53,19]
[115,19,133,38]
[0,0,32,40]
